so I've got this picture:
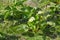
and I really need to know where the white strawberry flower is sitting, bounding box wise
[37,11,44,14]
[28,17,35,22]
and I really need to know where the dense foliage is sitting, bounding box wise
[0,0,60,40]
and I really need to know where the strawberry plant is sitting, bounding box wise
[0,0,60,40]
